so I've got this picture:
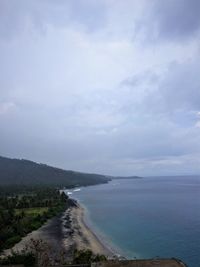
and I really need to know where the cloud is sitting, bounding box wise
[0,102,16,115]
[0,1,200,175]
[0,0,107,40]
[147,56,200,117]
[121,51,200,115]
[137,0,200,43]
[160,61,200,112]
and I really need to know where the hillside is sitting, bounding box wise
[0,156,111,187]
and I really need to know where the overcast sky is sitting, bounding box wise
[1,0,200,176]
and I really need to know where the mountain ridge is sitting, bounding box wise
[0,155,111,187]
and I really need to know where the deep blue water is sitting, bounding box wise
[67,176,200,267]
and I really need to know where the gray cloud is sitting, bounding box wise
[160,60,200,112]
[154,0,200,40]
[1,1,200,176]
[139,0,200,42]
[121,53,200,115]
[0,0,106,40]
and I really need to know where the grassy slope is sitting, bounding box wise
[15,207,49,216]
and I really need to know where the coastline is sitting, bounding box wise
[1,198,118,260]
[62,200,117,258]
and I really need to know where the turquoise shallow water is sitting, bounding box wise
[67,176,200,267]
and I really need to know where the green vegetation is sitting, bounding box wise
[0,240,107,266]
[0,186,68,252]
[0,251,36,266]
[15,207,49,216]
[0,155,111,187]
[73,249,107,264]
[0,155,110,265]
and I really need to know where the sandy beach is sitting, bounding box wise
[62,202,114,258]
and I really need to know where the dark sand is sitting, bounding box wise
[1,201,114,260]
[1,214,64,257]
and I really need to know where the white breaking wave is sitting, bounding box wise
[73,188,81,192]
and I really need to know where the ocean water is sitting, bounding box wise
[68,176,200,267]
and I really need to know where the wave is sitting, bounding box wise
[73,188,81,192]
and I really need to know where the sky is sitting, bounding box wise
[1,0,200,176]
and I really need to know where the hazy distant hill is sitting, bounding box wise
[0,156,111,187]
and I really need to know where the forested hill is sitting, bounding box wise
[0,156,111,187]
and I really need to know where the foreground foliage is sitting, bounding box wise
[0,251,36,266]
[73,249,107,264]
[0,186,68,251]
[0,239,107,266]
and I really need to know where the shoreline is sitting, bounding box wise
[1,198,119,260]
[62,199,117,258]
[78,201,124,258]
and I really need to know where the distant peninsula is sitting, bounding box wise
[0,155,141,188]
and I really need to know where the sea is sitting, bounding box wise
[66,176,200,267]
